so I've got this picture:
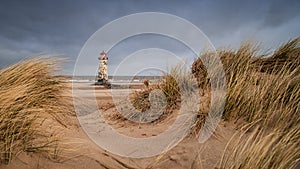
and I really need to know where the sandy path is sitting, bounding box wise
[3,82,237,169]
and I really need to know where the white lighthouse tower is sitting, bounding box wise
[97,50,108,85]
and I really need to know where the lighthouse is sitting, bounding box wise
[97,50,108,85]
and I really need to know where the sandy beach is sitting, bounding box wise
[1,81,238,169]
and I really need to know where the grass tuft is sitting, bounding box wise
[217,37,300,168]
[0,57,70,164]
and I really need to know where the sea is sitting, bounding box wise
[66,75,163,84]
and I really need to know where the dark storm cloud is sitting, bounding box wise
[263,0,300,27]
[0,0,299,74]
[0,0,114,71]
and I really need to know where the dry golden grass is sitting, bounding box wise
[133,37,300,168]
[192,38,299,123]
[216,38,300,169]
[220,123,300,169]
[130,64,199,118]
[0,57,71,164]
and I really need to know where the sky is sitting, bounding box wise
[0,0,299,75]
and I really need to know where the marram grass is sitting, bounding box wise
[133,37,299,168]
[0,57,70,164]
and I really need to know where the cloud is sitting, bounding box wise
[0,0,299,74]
[263,0,300,28]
